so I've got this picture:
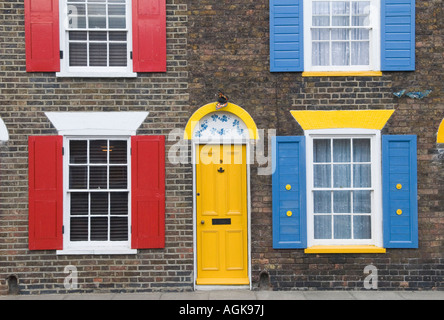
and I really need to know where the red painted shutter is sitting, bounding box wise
[24,0,60,72]
[28,136,63,250]
[131,136,165,249]
[132,0,167,72]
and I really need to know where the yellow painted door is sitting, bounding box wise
[196,144,248,285]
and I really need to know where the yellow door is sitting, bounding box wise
[196,144,248,285]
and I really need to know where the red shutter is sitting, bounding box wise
[132,0,167,72]
[28,136,63,250]
[24,0,60,72]
[131,136,165,249]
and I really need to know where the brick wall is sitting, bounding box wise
[0,0,193,295]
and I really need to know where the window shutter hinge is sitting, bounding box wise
[62,225,64,234]
[60,51,64,59]
[130,51,133,60]
[62,147,64,156]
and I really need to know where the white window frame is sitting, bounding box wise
[305,129,383,247]
[57,0,136,78]
[303,0,381,72]
[60,136,136,255]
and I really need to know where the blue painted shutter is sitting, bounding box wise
[381,0,415,71]
[382,135,418,248]
[272,136,306,248]
[270,0,304,72]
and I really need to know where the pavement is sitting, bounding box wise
[1,289,444,300]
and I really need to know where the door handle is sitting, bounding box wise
[201,220,205,225]
[217,167,225,173]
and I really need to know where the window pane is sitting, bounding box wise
[353,190,371,213]
[313,1,330,15]
[109,140,127,163]
[111,192,128,215]
[90,166,107,189]
[314,139,331,162]
[332,1,349,14]
[353,215,371,239]
[71,192,88,215]
[332,42,350,65]
[333,191,351,213]
[312,29,330,40]
[91,217,108,241]
[353,164,371,187]
[88,3,106,15]
[70,140,87,164]
[88,16,106,28]
[109,17,126,29]
[108,4,126,15]
[353,139,370,162]
[90,43,108,66]
[110,217,128,241]
[91,192,108,215]
[314,215,331,239]
[333,139,350,162]
[314,164,331,188]
[69,166,87,189]
[351,42,369,65]
[312,42,330,66]
[69,43,87,66]
[109,32,127,41]
[334,215,351,239]
[90,140,107,163]
[333,164,351,188]
[109,166,127,189]
[89,31,107,41]
[69,31,87,41]
[314,191,331,213]
[70,217,88,241]
[331,29,349,40]
[109,43,127,66]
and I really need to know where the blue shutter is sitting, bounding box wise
[382,135,418,248]
[272,136,306,248]
[270,0,304,72]
[381,0,415,71]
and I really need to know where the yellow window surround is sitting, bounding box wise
[305,246,386,254]
[437,119,444,143]
[290,110,395,131]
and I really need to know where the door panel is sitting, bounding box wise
[196,144,248,285]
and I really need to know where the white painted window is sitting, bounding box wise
[304,0,380,72]
[58,0,136,77]
[65,137,132,252]
[306,129,382,246]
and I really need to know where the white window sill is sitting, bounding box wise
[57,248,137,255]
[56,71,137,78]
